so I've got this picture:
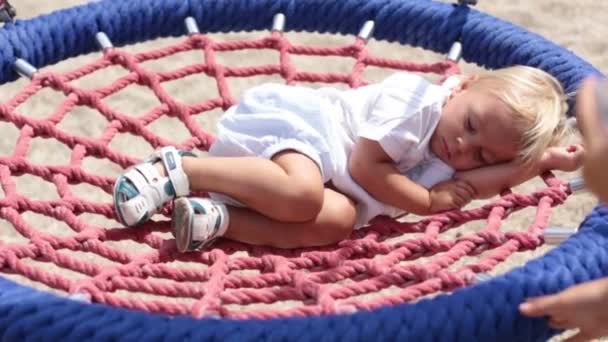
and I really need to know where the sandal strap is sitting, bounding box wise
[120,165,170,222]
[123,167,152,192]
[114,146,195,227]
[191,199,229,243]
[134,161,161,185]
[118,195,149,225]
[129,164,170,208]
[158,146,190,197]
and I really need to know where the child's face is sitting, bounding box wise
[430,77,522,171]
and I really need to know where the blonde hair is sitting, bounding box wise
[470,65,569,164]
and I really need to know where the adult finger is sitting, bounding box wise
[548,317,574,330]
[577,77,608,148]
[519,295,561,317]
[564,331,594,342]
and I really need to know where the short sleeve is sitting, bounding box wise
[358,73,441,162]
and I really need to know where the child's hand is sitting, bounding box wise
[519,277,608,342]
[540,145,585,172]
[429,179,476,213]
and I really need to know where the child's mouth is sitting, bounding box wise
[443,138,451,160]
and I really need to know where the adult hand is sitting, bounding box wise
[576,77,608,202]
[520,277,608,342]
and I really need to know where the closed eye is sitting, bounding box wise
[466,116,476,133]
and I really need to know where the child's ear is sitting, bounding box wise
[453,75,479,93]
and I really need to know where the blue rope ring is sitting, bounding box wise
[0,0,605,341]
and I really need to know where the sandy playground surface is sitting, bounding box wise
[0,0,606,340]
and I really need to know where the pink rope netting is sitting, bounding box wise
[0,29,571,319]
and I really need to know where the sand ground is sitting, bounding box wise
[0,0,605,341]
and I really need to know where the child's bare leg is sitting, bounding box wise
[115,149,325,227]
[172,151,325,222]
[224,188,357,248]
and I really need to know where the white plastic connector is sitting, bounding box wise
[569,177,585,193]
[95,32,113,50]
[185,17,200,35]
[474,273,492,283]
[357,20,375,41]
[272,13,286,32]
[14,58,38,79]
[544,226,578,245]
[447,41,462,62]
[68,292,92,303]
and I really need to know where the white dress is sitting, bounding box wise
[209,73,458,228]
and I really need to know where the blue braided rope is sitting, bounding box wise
[0,0,600,95]
[0,0,605,341]
[1,206,608,342]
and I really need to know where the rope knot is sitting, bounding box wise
[293,272,319,299]
[505,231,542,250]
[72,88,99,107]
[477,230,505,246]
[437,269,469,290]
[36,72,64,90]
[189,35,212,49]
[263,36,282,49]
[105,49,130,68]
[409,264,431,281]
[30,236,54,259]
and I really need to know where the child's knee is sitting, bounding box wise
[272,183,323,222]
[317,194,357,243]
[272,151,325,221]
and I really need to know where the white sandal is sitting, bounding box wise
[172,197,230,252]
[113,146,195,226]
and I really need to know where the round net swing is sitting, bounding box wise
[0,0,607,341]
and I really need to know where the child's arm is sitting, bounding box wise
[454,161,539,199]
[454,145,584,198]
[349,138,475,215]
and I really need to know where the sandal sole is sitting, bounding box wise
[172,197,194,253]
[112,176,129,227]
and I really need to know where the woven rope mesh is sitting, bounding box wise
[0,29,571,319]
